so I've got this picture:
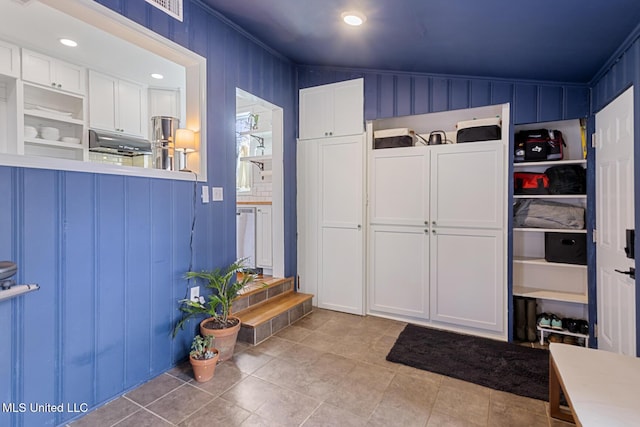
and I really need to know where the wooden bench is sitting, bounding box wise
[549,343,640,426]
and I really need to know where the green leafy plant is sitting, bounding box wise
[173,259,256,336]
[190,335,217,360]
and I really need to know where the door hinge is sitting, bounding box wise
[594,323,598,338]
[593,229,597,243]
[591,133,596,148]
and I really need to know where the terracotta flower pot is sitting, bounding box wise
[199,316,241,362]
[189,349,219,382]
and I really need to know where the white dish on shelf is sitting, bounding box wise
[61,137,80,144]
[40,126,60,141]
[35,105,73,117]
[24,126,38,138]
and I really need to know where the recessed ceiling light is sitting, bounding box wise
[59,38,78,47]
[151,73,164,80]
[342,11,366,26]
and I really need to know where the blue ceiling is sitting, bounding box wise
[200,0,640,83]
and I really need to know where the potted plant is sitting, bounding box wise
[189,334,219,382]
[173,260,255,361]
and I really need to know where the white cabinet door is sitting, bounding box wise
[0,40,19,78]
[369,225,429,318]
[430,141,504,229]
[22,50,85,95]
[89,71,146,137]
[332,79,363,137]
[299,78,363,140]
[89,71,117,131]
[256,206,273,268]
[54,61,85,95]
[22,50,53,88]
[430,227,504,333]
[370,147,429,225]
[149,88,180,119]
[118,79,146,137]
[317,134,364,315]
[299,85,332,139]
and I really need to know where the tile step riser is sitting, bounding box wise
[237,299,313,345]
[232,278,294,314]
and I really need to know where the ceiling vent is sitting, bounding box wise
[145,0,183,22]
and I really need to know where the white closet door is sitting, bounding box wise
[430,227,504,333]
[332,79,364,137]
[318,134,364,315]
[370,147,429,226]
[430,141,504,229]
[296,139,320,297]
[369,224,429,318]
[299,85,331,139]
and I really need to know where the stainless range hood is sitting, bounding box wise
[89,129,152,156]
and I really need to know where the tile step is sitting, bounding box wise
[236,292,314,345]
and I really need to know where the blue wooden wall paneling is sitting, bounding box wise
[95,175,126,404]
[21,169,59,427]
[61,172,96,424]
[124,177,152,387]
[0,167,15,427]
[298,66,590,123]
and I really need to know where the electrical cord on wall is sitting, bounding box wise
[184,171,198,300]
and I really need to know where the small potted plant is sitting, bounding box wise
[189,334,219,382]
[173,260,255,361]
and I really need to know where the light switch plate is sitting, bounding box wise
[212,187,223,201]
[201,185,209,203]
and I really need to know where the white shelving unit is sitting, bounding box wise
[21,82,87,161]
[512,119,589,326]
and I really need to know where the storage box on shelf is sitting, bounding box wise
[512,119,589,339]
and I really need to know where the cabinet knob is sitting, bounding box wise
[57,84,62,88]
[357,224,361,230]
[329,132,333,136]
[432,221,436,226]
[432,229,436,234]
[324,132,328,136]
[424,221,428,225]
[51,82,56,87]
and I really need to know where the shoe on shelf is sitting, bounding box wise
[564,318,579,333]
[578,320,589,335]
[537,313,551,329]
[548,334,563,343]
[550,315,564,330]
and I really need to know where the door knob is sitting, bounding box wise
[615,267,635,280]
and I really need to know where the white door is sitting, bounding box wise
[296,138,320,297]
[21,50,54,87]
[332,78,364,137]
[369,224,429,318]
[430,227,504,333]
[317,135,364,314]
[596,86,636,355]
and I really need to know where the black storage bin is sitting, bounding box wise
[374,128,414,149]
[545,233,587,265]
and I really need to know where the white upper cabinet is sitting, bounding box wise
[0,40,19,78]
[89,70,147,138]
[299,78,363,139]
[22,49,85,95]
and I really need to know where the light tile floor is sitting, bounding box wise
[69,309,575,426]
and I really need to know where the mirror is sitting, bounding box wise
[0,0,206,179]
